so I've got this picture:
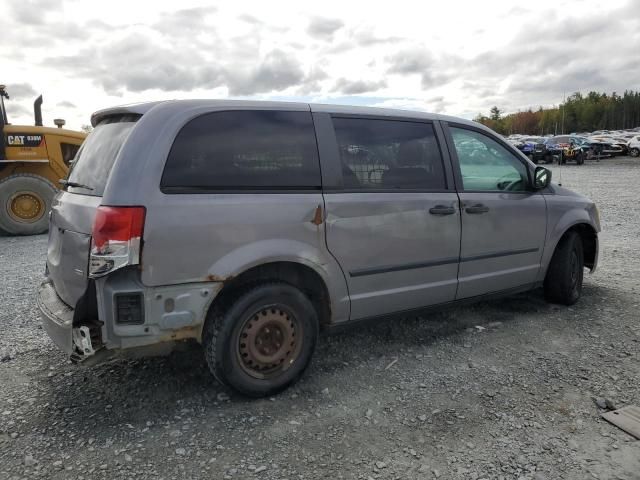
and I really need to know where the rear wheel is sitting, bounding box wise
[544,231,584,305]
[0,174,57,235]
[203,282,319,397]
[630,147,640,158]
[576,151,585,165]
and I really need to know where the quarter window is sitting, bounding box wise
[161,111,321,191]
[332,117,446,190]
[451,127,528,192]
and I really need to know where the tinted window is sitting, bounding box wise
[66,115,139,196]
[161,111,321,190]
[332,117,446,190]
[451,127,528,192]
[60,142,81,166]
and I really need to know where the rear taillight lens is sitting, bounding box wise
[89,206,145,278]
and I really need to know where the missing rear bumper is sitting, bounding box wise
[38,281,74,354]
[38,280,103,362]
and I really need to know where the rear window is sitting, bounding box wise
[161,110,321,192]
[66,114,139,196]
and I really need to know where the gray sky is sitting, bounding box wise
[1,0,639,129]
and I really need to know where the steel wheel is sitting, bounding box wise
[203,282,319,397]
[237,305,303,379]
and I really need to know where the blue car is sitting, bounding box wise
[514,137,547,163]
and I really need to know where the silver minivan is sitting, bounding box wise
[38,100,600,396]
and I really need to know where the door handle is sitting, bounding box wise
[429,205,456,215]
[465,203,490,214]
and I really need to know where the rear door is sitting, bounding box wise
[47,115,139,307]
[443,123,547,299]
[315,113,460,320]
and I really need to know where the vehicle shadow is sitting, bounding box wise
[32,283,612,437]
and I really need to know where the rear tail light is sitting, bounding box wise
[89,206,145,278]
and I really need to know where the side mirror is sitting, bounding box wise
[533,166,552,189]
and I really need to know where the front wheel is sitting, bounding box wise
[203,283,319,397]
[544,232,584,305]
[630,148,640,158]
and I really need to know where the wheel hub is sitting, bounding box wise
[8,191,44,223]
[238,307,301,379]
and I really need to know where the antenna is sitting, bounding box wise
[561,93,565,135]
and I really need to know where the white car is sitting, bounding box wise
[628,136,640,157]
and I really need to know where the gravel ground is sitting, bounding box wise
[1,157,639,480]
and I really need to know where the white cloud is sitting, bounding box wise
[0,0,637,129]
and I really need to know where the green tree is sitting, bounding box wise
[475,89,640,134]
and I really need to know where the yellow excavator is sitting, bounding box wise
[0,85,86,235]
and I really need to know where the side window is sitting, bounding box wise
[450,127,529,192]
[161,110,321,190]
[60,143,81,167]
[332,117,446,190]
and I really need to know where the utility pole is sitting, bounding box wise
[561,92,565,135]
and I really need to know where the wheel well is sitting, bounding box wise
[566,223,597,270]
[208,262,331,327]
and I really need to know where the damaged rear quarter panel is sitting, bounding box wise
[140,196,350,324]
[95,269,222,349]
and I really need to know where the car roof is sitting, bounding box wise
[91,99,479,130]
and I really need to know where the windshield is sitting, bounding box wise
[66,114,140,196]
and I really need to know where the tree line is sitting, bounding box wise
[474,90,640,135]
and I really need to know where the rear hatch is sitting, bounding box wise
[47,115,139,307]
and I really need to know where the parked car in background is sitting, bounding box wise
[544,135,626,163]
[543,136,586,164]
[611,137,630,155]
[587,136,625,157]
[37,100,600,396]
[628,136,640,157]
[513,136,548,163]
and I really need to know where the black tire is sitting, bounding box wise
[544,231,584,305]
[544,154,553,164]
[0,174,57,235]
[576,152,585,165]
[203,282,319,397]
[630,148,640,158]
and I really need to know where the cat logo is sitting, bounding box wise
[7,135,25,145]
[6,134,43,147]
